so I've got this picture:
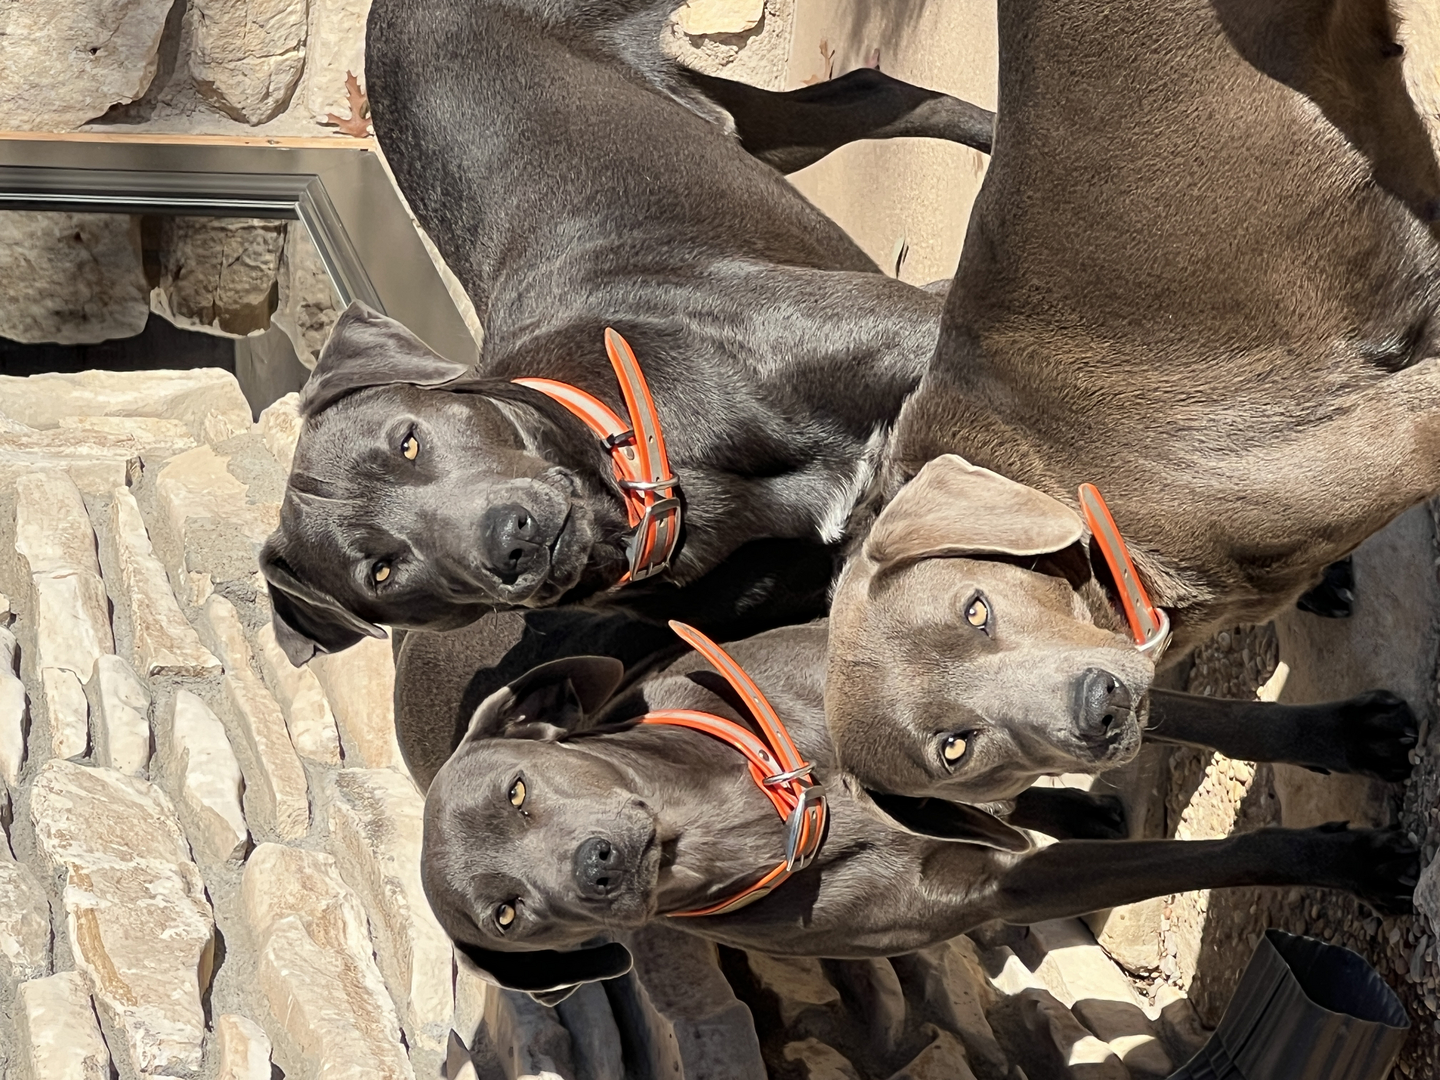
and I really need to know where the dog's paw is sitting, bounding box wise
[1336,690,1418,782]
[1295,557,1355,618]
[1318,823,1418,917]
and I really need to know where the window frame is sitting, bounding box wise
[0,137,478,367]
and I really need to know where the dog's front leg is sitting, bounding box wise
[683,67,994,174]
[982,823,1416,926]
[1143,688,1417,782]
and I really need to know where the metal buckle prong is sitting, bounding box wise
[1136,608,1172,661]
[783,784,826,872]
[618,476,680,492]
[762,763,813,786]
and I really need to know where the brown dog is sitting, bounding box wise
[826,0,1440,810]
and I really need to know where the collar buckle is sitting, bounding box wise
[625,496,681,582]
[513,329,683,588]
[1135,607,1172,661]
[783,783,826,873]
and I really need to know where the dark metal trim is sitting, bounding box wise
[0,163,383,311]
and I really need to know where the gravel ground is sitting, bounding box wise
[1146,575,1440,1075]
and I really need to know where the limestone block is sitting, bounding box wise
[301,0,369,123]
[109,487,222,678]
[190,0,308,125]
[15,469,114,681]
[0,454,132,497]
[1016,988,1129,1080]
[0,627,28,786]
[89,654,151,776]
[621,923,766,1078]
[675,0,765,35]
[257,392,303,472]
[0,857,52,996]
[156,218,288,335]
[893,939,1006,1077]
[310,634,404,769]
[887,1025,977,1080]
[664,0,792,88]
[476,979,575,1078]
[0,368,251,444]
[5,416,196,460]
[326,769,451,1074]
[155,443,281,589]
[256,621,341,763]
[1418,853,1440,935]
[1021,920,1163,1070]
[1085,899,1165,977]
[14,469,106,578]
[165,690,248,864]
[241,843,414,1079]
[1025,919,1147,1014]
[1154,984,1211,1063]
[15,971,112,1080]
[31,760,215,1080]
[216,1013,275,1080]
[200,596,309,839]
[0,213,147,341]
[783,1039,862,1080]
[27,572,113,684]
[989,944,1045,998]
[746,952,841,1025]
[1106,1032,1173,1080]
[41,666,89,760]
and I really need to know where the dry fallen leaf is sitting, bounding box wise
[323,71,371,137]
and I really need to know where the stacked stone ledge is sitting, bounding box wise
[0,371,442,1078]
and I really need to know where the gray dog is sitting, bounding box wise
[258,0,994,666]
[421,621,1417,1004]
[825,0,1440,815]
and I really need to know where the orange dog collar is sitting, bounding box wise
[1078,483,1171,659]
[514,328,681,585]
[644,621,827,918]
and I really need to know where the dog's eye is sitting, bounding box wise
[401,432,420,460]
[509,779,526,809]
[941,734,969,765]
[496,902,516,930]
[372,561,392,584]
[964,593,991,633]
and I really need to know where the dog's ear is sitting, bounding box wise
[463,656,627,743]
[454,938,633,1002]
[858,787,1034,852]
[300,302,470,417]
[259,537,386,666]
[866,454,1084,571]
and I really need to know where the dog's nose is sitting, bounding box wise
[1074,667,1133,739]
[574,836,626,898]
[480,503,546,583]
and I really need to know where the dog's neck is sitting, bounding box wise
[574,723,792,915]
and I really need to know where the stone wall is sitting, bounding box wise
[0,0,367,138]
